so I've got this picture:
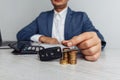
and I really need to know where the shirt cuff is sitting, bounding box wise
[30,34,43,42]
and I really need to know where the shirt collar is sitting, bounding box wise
[54,7,68,18]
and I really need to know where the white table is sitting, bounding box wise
[0,49,120,80]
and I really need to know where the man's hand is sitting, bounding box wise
[62,32,101,61]
[39,36,59,44]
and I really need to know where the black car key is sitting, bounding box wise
[38,47,62,61]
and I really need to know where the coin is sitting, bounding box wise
[69,60,77,64]
[60,48,70,65]
[68,50,78,64]
[62,48,70,59]
[60,59,68,65]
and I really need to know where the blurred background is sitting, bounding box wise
[0,0,120,49]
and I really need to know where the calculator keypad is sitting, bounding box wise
[21,46,44,54]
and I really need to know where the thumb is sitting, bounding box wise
[62,32,94,47]
[62,36,80,47]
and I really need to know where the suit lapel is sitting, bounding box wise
[47,10,54,37]
[64,8,72,40]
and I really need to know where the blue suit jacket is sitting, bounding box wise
[17,8,106,49]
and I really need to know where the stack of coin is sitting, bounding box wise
[60,48,70,65]
[68,50,78,64]
[60,48,78,65]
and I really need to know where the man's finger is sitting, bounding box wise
[81,43,101,56]
[77,36,101,49]
[85,51,101,61]
[62,40,73,46]
[62,32,96,47]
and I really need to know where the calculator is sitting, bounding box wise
[9,41,44,54]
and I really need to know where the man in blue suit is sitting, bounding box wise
[17,0,106,61]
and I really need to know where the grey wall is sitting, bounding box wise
[0,0,120,49]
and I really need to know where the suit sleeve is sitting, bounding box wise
[82,12,106,50]
[17,15,40,41]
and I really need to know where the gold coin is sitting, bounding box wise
[69,60,77,64]
[61,48,70,59]
[68,50,78,64]
[60,59,68,65]
[69,51,77,60]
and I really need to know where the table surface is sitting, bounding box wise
[0,49,120,80]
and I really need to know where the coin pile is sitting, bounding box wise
[60,48,78,65]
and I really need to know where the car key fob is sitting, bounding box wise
[38,47,62,61]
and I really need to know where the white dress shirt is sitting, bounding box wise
[30,7,68,43]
